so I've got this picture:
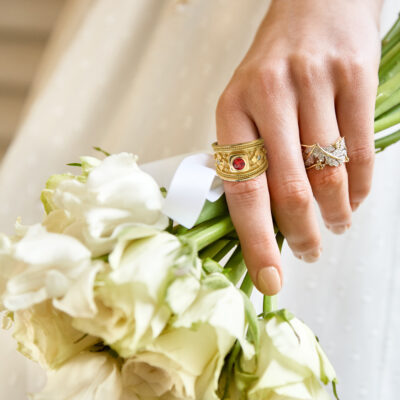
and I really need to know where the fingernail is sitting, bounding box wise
[295,247,321,263]
[326,224,351,235]
[303,248,322,263]
[351,202,360,212]
[257,266,281,295]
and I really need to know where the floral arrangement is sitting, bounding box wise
[0,151,338,400]
[1,14,400,400]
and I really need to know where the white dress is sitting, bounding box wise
[0,0,399,398]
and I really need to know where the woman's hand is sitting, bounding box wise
[216,0,383,295]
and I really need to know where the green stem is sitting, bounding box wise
[375,70,400,112]
[195,194,229,225]
[375,88,400,119]
[181,216,235,251]
[374,104,400,132]
[276,231,285,252]
[382,13,400,56]
[382,31,400,60]
[199,239,231,260]
[375,128,400,152]
[223,246,247,285]
[379,40,400,83]
[213,240,238,262]
[263,295,277,315]
[262,231,285,315]
[240,272,254,297]
[179,217,222,238]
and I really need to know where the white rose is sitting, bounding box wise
[72,230,202,358]
[31,352,123,400]
[233,314,337,400]
[1,224,100,317]
[0,233,14,309]
[121,274,254,400]
[13,301,98,369]
[41,153,169,256]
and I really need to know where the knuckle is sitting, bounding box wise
[333,53,371,86]
[345,56,366,77]
[224,175,266,204]
[350,145,375,166]
[292,235,321,254]
[310,166,344,189]
[290,52,323,88]
[246,231,277,253]
[273,178,312,211]
[351,180,372,201]
[249,61,289,93]
[323,205,352,225]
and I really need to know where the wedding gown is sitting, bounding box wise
[0,0,399,399]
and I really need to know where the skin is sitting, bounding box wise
[216,0,384,295]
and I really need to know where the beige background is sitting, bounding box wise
[0,0,66,159]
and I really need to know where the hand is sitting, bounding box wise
[216,0,382,295]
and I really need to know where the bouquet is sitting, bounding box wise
[1,13,400,400]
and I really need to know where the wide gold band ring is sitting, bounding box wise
[302,137,349,170]
[212,138,268,182]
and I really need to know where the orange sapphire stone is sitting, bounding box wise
[232,157,245,170]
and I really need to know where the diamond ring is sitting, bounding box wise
[301,137,349,170]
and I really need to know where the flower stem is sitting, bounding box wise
[375,128,400,152]
[214,240,238,262]
[223,246,247,285]
[262,231,285,315]
[199,239,231,260]
[375,88,400,119]
[195,194,228,225]
[379,40,400,83]
[374,103,400,132]
[375,70,400,117]
[240,272,254,297]
[263,295,277,315]
[382,13,400,57]
[181,216,235,251]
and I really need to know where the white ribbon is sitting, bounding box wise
[140,152,224,228]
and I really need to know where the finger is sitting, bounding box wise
[216,89,282,295]
[247,67,321,262]
[335,67,377,212]
[298,85,352,234]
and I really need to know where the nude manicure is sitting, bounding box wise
[257,266,281,295]
[326,224,351,235]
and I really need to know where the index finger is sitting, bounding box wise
[216,92,282,295]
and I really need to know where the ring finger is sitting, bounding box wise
[299,87,352,234]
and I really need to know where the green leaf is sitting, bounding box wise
[221,340,242,399]
[195,194,229,225]
[240,291,260,352]
[332,378,340,400]
[202,258,224,274]
[66,162,82,167]
[93,146,111,157]
[202,273,231,290]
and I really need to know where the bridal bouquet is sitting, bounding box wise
[1,14,400,400]
[0,150,338,400]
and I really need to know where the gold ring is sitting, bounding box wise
[302,137,349,170]
[212,138,268,182]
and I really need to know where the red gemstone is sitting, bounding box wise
[232,157,245,170]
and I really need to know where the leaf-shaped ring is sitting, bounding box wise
[301,137,349,170]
